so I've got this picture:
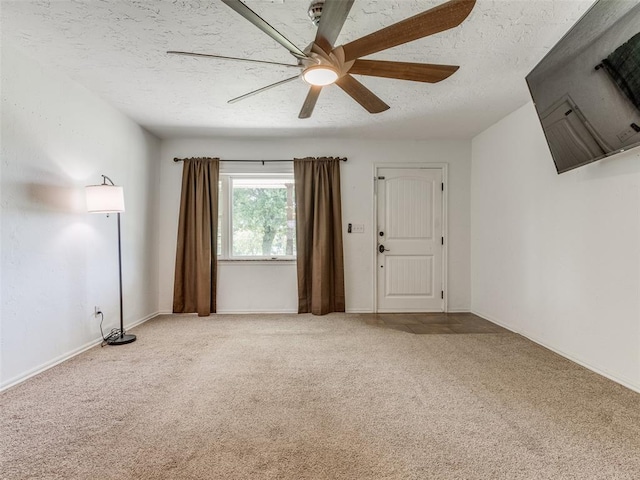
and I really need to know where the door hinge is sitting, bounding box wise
[441,291,444,299]
[441,182,444,192]
[441,237,444,245]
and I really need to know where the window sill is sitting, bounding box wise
[218,258,296,265]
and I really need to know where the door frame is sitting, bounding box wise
[372,163,448,313]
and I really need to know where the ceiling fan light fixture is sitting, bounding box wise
[302,65,339,86]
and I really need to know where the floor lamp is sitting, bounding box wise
[86,175,136,345]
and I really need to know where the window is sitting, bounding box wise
[218,175,296,259]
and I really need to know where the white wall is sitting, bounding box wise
[471,102,640,392]
[0,44,161,389]
[159,138,471,314]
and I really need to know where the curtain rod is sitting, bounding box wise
[173,157,347,164]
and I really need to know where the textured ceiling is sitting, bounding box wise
[1,0,595,140]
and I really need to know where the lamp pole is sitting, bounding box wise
[108,210,136,345]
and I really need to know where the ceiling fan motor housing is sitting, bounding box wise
[307,0,324,26]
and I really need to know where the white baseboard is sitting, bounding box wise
[127,311,158,329]
[0,311,159,392]
[216,309,299,314]
[159,310,300,315]
[161,310,375,315]
[446,308,471,313]
[471,309,640,395]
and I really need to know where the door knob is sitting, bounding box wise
[378,244,390,253]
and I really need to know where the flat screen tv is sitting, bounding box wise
[526,0,640,174]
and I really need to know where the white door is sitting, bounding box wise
[541,99,606,172]
[376,167,443,312]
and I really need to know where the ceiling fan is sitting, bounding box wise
[168,0,476,119]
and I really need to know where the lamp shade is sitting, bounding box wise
[85,184,125,213]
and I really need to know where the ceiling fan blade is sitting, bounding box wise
[221,0,307,59]
[228,75,299,104]
[335,74,390,114]
[167,51,300,68]
[341,0,476,62]
[299,86,323,119]
[314,0,355,53]
[349,59,459,83]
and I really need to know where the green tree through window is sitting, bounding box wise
[231,178,295,257]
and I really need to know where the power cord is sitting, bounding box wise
[97,310,122,347]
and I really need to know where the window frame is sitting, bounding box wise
[218,173,296,262]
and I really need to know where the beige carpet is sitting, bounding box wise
[1,313,640,479]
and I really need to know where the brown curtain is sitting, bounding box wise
[173,158,219,316]
[294,157,345,315]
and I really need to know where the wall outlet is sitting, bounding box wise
[94,306,101,317]
[352,224,365,233]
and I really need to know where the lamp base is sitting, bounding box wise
[107,333,136,345]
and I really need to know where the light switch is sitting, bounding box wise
[352,224,364,233]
